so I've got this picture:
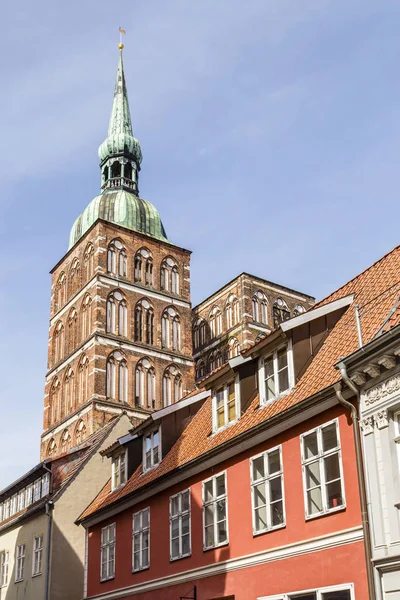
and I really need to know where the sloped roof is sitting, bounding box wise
[80,243,400,521]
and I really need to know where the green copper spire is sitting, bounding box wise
[68,46,169,250]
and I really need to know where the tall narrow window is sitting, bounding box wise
[107,240,126,277]
[81,294,92,340]
[145,259,153,286]
[135,364,145,406]
[163,366,182,406]
[259,346,293,404]
[135,300,154,344]
[78,355,89,404]
[213,380,238,432]
[170,490,191,560]
[107,291,127,336]
[209,307,222,338]
[162,307,180,350]
[135,248,152,285]
[50,378,61,424]
[32,535,43,576]
[84,243,94,280]
[15,544,25,582]
[225,294,239,329]
[55,272,66,311]
[100,524,115,581]
[228,337,240,359]
[112,451,127,491]
[135,358,154,407]
[202,473,228,550]
[161,257,179,293]
[134,254,142,282]
[252,291,268,324]
[106,351,127,402]
[0,551,9,587]
[143,430,160,471]
[54,322,64,364]
[171,266,179,294]
[132,508,150,572]
[68,308,78,351]
[64,369,74,415]
[147,368,156,409]
[69,258,81,295]
[61,429,72,452]
[301,419,345,518]
[75,420,86,445]
[251,446,285,534]
[172,316,181,351]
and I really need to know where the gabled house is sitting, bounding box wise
[0,414,132,600]
[77,245,400,600]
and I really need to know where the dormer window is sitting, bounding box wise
[111,450,127,491]
[259,344,294,405]
[143,430,161,472]
[212,377,240,433]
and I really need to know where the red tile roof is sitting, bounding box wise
[80,244,400,522]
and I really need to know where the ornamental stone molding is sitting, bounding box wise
[359,417,374,435]
[363,364,381,379]
[362,374,400,407]
[375,409,389,430]
[351,371,366,386]
[377,355,396,370]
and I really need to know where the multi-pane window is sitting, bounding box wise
[0,551,8,587]
[132,508,150,572]
[251,446,285,534]
[258,585,352,600]
[301,419,345,518]
[202,473,228,550]
[100,524,115,581]
[260,346,292,404]
[17,489,25,512]
[112,452,127,491]
[213,381,238,432]
[143,430,160,472]
[32,535,43,576]
[15,544,25,582]
[33,479,41,503]
[170,490,191,560]
[25,484,33,507]
[41,473,50,497]
[11,494,17,516]
[3,500,10,520]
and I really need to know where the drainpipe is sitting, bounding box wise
[334,362,376,600]
[44,500,54,600]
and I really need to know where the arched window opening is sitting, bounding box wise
[61,429,72,452]
[106,351,128,402]
[50,378,61,424]
[160,257,179,294]
[111,161,121,179]
[273,298,290,328]
[78,355,89,404]
[135,358,155,408]
[134,255,142,282]
[68,308,78,351]
[134,248,152,284]
[69,258,81,296]
[107,291,127,337]
[64,368,74,416]
[145,259,153,286]
[163,366,182,407]
[81,294,92,340]
[162,307,180,350]
[196,360,206,379]
[84,243,95,281]
[252,291,269,324]
[209,307,222,338]
[54,322,65,364]
[200,320,206,345]
[209,351,216,373]
[228,337,240,359]
[225,294,239,330]
[134,299,154,345]
[47,438,57,457]
[55,273,66,311]
[107,239,126,276]
[75,420,86,445]
[215,351,223,369]
[124,162,132,180]
[193,320,200,349]
[293,304,306,317]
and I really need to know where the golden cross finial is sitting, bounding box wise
[119,26,126,50]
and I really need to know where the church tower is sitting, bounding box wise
[41,46,194,460]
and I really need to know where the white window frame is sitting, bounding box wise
[0,550,8,587]
[250,445,285,535]
[258,341,294,406]
[300,418,346,520]
[0,504,3,522]
[143,429,161,472]
[111,450,127,491]
[17,489,25,512]
[15,543,25,582]
[170,489,191,561]
[202,471,229,551]
[212,376,240,433]
[100,523,116,582]
[132,507,150,572]
[25,484,33,507]
[41,473,50,497]
[32,535,43,576]
[33,478,42,503]
[10,494,17,516]
[257,583,355,600]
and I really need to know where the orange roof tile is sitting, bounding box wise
[80,244,400,521]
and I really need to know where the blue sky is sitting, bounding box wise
[1,0,400,488]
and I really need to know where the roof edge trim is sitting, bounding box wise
[152,390,210,421]
[280,294,355,333]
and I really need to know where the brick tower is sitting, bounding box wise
[41,47,194,460]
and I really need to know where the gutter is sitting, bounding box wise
[334,362,376,600]
[44,500,54,600]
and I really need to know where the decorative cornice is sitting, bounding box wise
[351,371,366,386]
[363,364,381,379]
[378,355,397,370]
[362,374,400,407]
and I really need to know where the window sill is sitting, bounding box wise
[259,388,293,408]
[305,504,346,521]
[32,573,42,578]
[253,523,286,537]
[211,419,239,437]
[15,578,24,583]
[203,540,229,552]
[170,552,192,562]
[110,482,127,493]
[142,463,161,475]
[100,576,115,583]
[132,565,150,574]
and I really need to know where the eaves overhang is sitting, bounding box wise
[335,323,400,374]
